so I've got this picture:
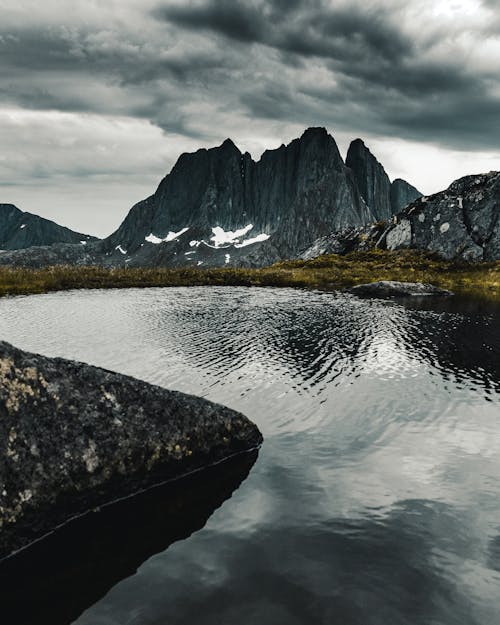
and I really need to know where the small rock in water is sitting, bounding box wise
[0,341,262,559]
[348,280,454,298]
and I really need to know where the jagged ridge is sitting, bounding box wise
[0,204,96,250]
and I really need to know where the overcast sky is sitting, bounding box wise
[1,0,499,237]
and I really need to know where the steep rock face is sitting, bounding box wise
[302,171,500,262]
[0,341,262,558]
[0,204,96,250]
[0,129,422,268]
[346,139,393,221]
[390,179,422,213]
[346,140,422,220]
[386,171,500,260]
[103,128,374,266]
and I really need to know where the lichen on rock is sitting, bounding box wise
[0,341,263,559]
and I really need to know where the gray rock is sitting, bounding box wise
[385,171,500,261]
[349,280,453,298]
[0,341,262,558]
[386,218,412,250]
[299,222,386,259]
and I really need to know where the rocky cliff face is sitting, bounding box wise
[0,204,96,250]
[346,139,393,221]
[346,140,422,221]
[101,127,374,267]
[0,340,262,558]
[390,179,422,214]
[302,171,500,261]
[385,171,500,260]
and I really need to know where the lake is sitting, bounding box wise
[0,286,499,625]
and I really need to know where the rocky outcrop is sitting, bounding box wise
[300,223,388,259]
[384,171,500,261]
[1,451,258,625]
[349,281,453,298]
[0,204,96,250]
[390,179,422,214]
[0,341,262,559]
[302,171,500,262]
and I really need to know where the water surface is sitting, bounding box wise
[0,287,499,625]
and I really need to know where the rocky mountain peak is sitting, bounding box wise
[390,178,422,214]
[0,128,425,268]
[219,137,241,154]
[346,138,392,221]
[0,204,22,221]
[0,204,96,251]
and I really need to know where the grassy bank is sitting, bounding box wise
[0,250,499,300]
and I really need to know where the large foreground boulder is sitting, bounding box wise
[0,341,262,559]
[349,281,453,298]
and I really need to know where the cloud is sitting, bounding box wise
[154,0,500,150]
[0,0,499,234]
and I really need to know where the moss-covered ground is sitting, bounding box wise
[0,250,498,301]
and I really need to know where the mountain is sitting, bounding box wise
[301,171,500,261]
[101,127,373,267]
[0,204,96,250]
[0,128,426,268]
[346,139,422,220]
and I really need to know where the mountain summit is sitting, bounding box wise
[103,127,374,266]
[0,128,422,268]
[346,139,422,220]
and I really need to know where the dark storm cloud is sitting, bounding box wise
[152,0,500,151]
[0,21,235,138]
[156,0,412,62]
[1,0,500,153]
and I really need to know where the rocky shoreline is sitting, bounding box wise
[0,341,263,559]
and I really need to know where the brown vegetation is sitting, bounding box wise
[0,250,498,300]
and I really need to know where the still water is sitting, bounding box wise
[0,287,499,625]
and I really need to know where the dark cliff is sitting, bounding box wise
[103,128,374,265]
[390,179,422,214]
[302,171,500,262]
[0,204,96,250]
[346,139,393,221]
[346,140,422,220]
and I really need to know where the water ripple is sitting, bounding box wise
[0,287,499,624]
